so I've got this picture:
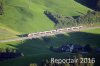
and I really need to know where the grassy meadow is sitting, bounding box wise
[0,0,100,66]
[0,0,90,34]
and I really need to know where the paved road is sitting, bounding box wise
[0,27,100,43]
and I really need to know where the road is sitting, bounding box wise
[0,27,100,43]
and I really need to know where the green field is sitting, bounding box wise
[0,28,100,66]
[0,24,19,40]
[0,0,90,34]
[0,28,100,54]
[0,0,100,66]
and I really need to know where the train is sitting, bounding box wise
[27,26,83,38]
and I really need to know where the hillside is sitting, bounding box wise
[75,0,100,10]
[0,28,100,66]
[0,0,90,34]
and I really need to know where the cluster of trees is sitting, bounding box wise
[44,11,76,28]
[49,44,93,53]
[0,48,17,53]
[76,11,100,25]
[44,11,100,29]
[0,48,23,61]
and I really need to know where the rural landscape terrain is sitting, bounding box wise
[0,0,100,66]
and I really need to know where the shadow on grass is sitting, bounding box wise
[67,32,100,47]
[74,0,98,10]
[0,32,100,66]
[7,32,100,55]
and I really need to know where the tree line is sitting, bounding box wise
[44,10,100,29]
[0,48,24,61]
